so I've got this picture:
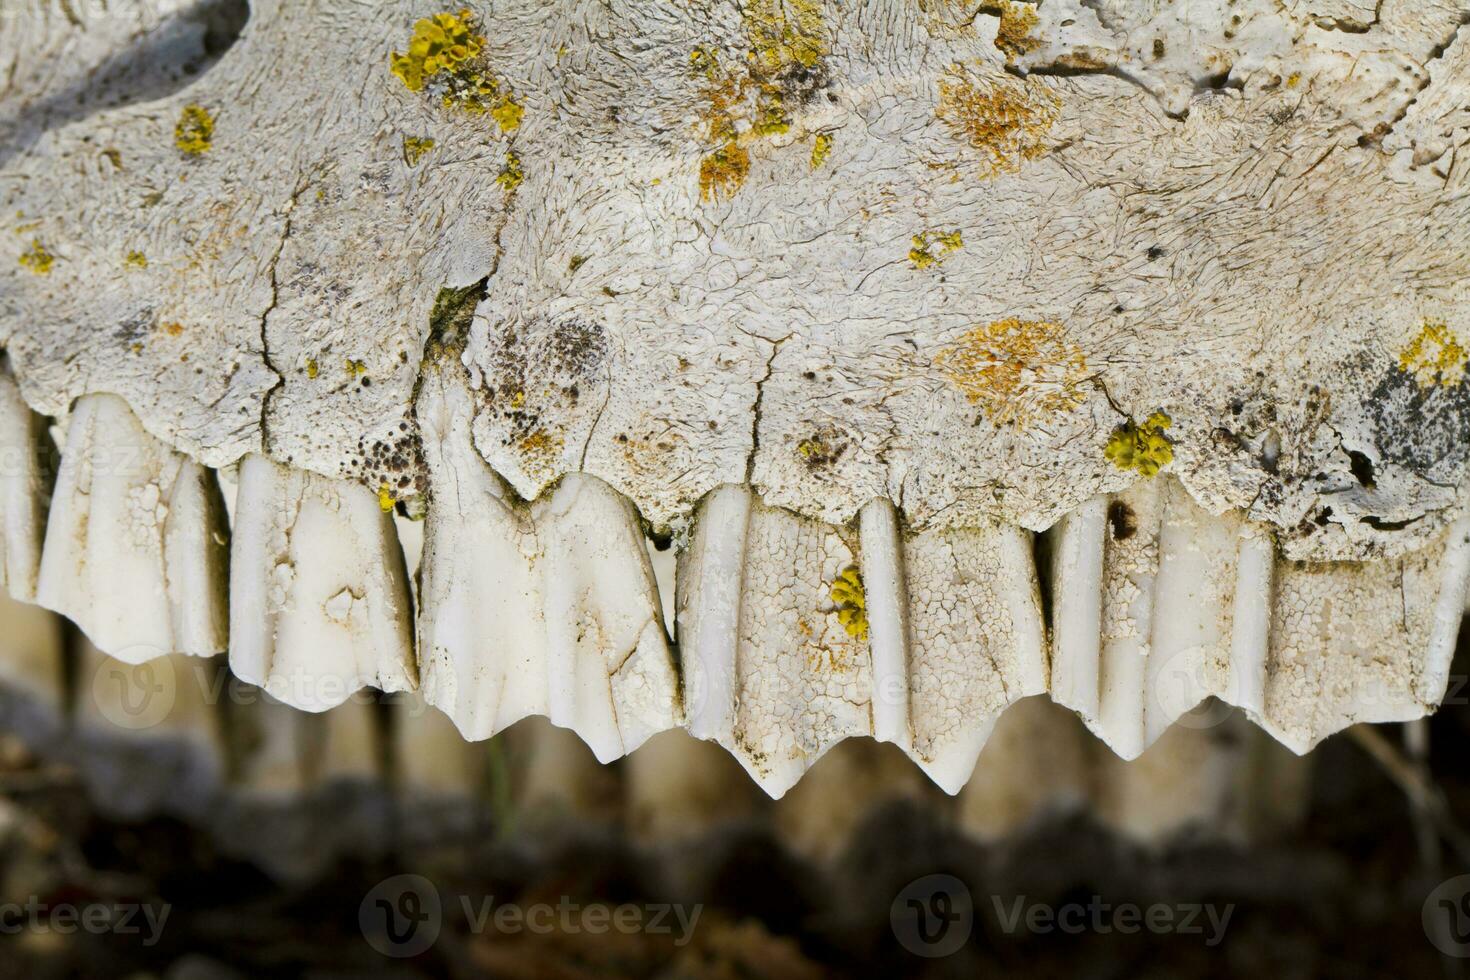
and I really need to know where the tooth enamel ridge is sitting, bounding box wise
[229,453,416,711]
[416,368,680,760]
[1051,478,1470,757]
[36,392,229,663]
[0,360,50,603]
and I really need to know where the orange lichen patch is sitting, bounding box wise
[699,141,751,200]
[691,1,829,200]
[934,318,1088,424]
[936,67,1060,178]
[517,429,565,479]
[160,321,185,337]
[909,228,963,269]
[993,1,1041,60]
[17,239,54,275]
[1399,318,1467,387]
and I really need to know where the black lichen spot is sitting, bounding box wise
[1367,367,1470,475]
[1107,501,1137,540]
[1346,449,1375,488]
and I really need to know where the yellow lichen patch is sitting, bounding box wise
[496,150,524,193]
[1399,318,1467,387]
[1104,412,1174,477]
[690,1,829,200]
[934,318,1088,425]
[810,131,834,169]
[830,565,868,641]
[175,105,214,156]
[305,358,319,379]
[993,0,1041,61]
[489,94,524,132]
[909,228,963,269]
[390,10,523,131]
[124,250,148,269]
[17,239,54,275]
[936,67,1060,178]
[390,10,482,92]
[402,136,436,166]
[345,358,367,378]
[378,483,396,513]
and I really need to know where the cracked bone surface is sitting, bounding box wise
[0,0,1468,808]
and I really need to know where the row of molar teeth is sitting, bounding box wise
[0,363,1466,805]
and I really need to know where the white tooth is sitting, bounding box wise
[534,474,680,761]
[858,499,910,751]
[313,695,382,783]
[37,393,229,662]
[0,360,50,602]
[1227,526,1275,718]
[1051,480,1244,757]
[417,369,677,759]
[74,638,226,818]
[416,368,542,739]
[899,519,1048,792]
[0,591,65,740]
[229,453,416,712]
[1048,495,1107,734]
[1423,514,1470,705]
[506,716,619,827]
[774,739,932,865]
[678,488,871,797]
[392,691,485,799]
[1051,480,1469,757]
[1260,521,1466,751]
[675,484,750,745]
[956,695,1091,841]
[1090,716,1247,843]
[1092,717,1315,843]
[623,728,766,846]
[227,686,316,797]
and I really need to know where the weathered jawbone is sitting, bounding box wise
[0,0,1468,799]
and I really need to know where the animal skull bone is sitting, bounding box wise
[1,0,1468,797]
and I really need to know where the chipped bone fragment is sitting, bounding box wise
[0,0,1467,807]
